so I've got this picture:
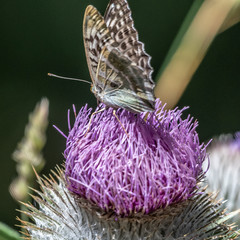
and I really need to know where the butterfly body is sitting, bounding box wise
[84,0,155,114]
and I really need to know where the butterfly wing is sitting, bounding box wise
[83,3,155,113]
[104,0,154,83]
[83,5,115,86]
[96,47,155,113]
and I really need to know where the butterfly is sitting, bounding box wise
[83,0,155,114]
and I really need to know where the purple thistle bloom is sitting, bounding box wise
[64,99,206,217]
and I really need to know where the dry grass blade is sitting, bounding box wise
[155,0,240,109]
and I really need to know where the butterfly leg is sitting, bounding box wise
[84,108,106,137]
[113,110,129,138]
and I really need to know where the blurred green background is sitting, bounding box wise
[1,0,239,230]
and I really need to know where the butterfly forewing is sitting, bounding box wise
[104,0,154,83]
[83,6,115,85]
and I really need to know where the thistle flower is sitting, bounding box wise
[19,100,239,239]
[64,99,205,216]
[204,133,240,223]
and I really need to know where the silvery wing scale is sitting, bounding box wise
[83,0,155,114]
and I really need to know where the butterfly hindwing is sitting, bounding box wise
[95,47,155,113]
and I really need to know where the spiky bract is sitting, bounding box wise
[19,168,238,240]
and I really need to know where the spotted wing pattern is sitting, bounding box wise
[83,6,116,86]
[83,2,155,113]
[104,0,154,82]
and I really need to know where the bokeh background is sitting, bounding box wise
[1,0,239,229]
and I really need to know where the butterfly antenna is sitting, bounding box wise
[48,73,91,85]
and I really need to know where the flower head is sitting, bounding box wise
[205,132,240,220]
[19,100,239,240]
[64,99,206,216]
